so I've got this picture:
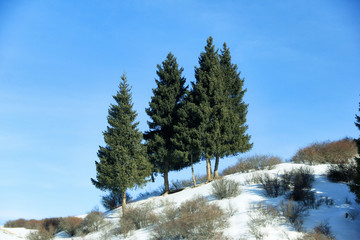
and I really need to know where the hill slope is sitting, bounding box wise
[2,163,359,240]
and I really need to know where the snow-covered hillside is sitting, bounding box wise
[1,163,359,240]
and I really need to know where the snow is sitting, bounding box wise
[0,227,35,240]
[2,163,359,240]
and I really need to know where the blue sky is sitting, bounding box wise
[0,0,359,224]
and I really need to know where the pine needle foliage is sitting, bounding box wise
[213,43,252,177]
[144,53,188,193]
[190,36,225,181]
[189,36,252,180]
[91,74,152,213]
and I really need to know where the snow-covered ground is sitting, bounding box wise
[0,227,36,240]
[1,163,359,240]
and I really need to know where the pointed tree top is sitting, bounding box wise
[207,36,213,45]
[167,52,174,60]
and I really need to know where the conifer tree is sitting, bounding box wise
[350,100,360,203]
[192,36,224,181]
[212,43,252,178]
[91,74,151,214]
[144,53,187,193]
[173,93,202,186]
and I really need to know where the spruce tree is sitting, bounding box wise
[212,43,252,178]
[350,100,360,203]
[192,36,224,181]
[173,93,203,186]
[144,53,187,193]
[91,74,151,214]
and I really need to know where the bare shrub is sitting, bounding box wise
[279,200,306,231]
[6,217,61,238]
[5,218,27,228]
[120,202,156,234]
[171,180,183,191]
[327,163,356,183]
[79,210,104,235]
[300,232,335,240]
[102,191,132,211]
[227,202,239,217]
[222,155,282,176]
[180,174,208,187]
[211,178,241,199]
[245,172,263,185]
[24,220,43,230]
[59,217,83,237]
[26,228,54,240]
[247,203,280,240]
[292,167,315,190]
[258,173,283,197]
[313,222,335,239]
[247,215,266,240]
[152,196,228,240]
[41,218,61,234]
[281,170,292,193]
[255,167,315,202]
[289,167,315,203]
[300,221,336,240]
[291,138,357,164]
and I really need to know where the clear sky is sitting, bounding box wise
[0,0,359,224]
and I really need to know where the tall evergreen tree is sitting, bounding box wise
[350,99,360,203]
[91,74,151,214]
[212,43,253,178]
[192,36,224,181]
[173,93,203,186]
[144,53,187,193]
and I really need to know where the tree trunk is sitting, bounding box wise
[206,157,212,182]
[191,156,197,187]
[164,161,170,193]
[214,154,220,179]
[122,190,127,215]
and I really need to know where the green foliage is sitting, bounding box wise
[350,100,360,203]
[144,53,188,192]
[218,43,252,164]
[211,178,241,199]
[173,87,203,186]
[186,37,252,180]
[291,138,357,164]
[91,74,152,212]
[189,37,227,181]
[151,196,228,240]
